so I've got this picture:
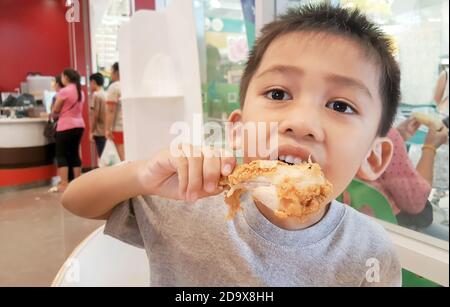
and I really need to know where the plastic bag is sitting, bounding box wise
[99,140,121,167]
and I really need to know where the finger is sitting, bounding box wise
[438,126,448,135]
[182,144,203,202]
[202,147,222,193]
[219,148,237,177]
[408,118,419,129]
[175,155,189,200]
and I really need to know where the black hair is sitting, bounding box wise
[240,3,401,136]
[112,62,119,73]
[62,68,82,102]
[89,72,105,87]
[54,75,64,88]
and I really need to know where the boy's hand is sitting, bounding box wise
[137,145,236,202]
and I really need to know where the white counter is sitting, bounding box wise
[0,117,49,148]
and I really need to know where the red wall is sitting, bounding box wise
[135,0,155,11]
[0,0,70,92]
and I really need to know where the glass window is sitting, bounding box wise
[89,0,132,86]
[158,0,255,122]
[279,0,449,243]
[194,0,255,122]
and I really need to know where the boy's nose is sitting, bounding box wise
[278,103,325,143]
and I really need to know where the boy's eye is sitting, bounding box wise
[265,89,292,101]
[326,100,356,114]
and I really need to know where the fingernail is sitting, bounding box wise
[223,164,232,175]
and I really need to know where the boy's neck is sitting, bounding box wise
[254,201,331,231]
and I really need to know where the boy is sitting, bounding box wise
[89,73,107,158]
[62,4,402,286]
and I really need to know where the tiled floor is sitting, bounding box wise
[0,186,104,286]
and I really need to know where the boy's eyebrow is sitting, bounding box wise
[255,65,304,79]
[326,74,373,99]
[255,65,373,100]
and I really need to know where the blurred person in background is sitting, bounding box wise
[89,72,107,158]
[50,68,85,192]
[105,62,124,161]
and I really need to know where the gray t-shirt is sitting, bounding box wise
[104,194,401,287]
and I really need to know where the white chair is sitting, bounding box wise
[52,225,149,287]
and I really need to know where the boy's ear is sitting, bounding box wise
[356,137,394,181]
[227,110,243,151]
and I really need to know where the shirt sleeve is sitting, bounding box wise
[106,83,120,104]
[379,240,402,287]
[57,87,69,101]
[104,198,145,249]
[377,128,431,214]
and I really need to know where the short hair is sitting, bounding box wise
[89,72,104,87]
[240,3,401,136]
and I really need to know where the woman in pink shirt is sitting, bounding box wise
[353,117,448,237]
[51,68,85,192]
[368,121,446,216]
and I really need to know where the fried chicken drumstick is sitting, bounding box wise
[219,160,333,221]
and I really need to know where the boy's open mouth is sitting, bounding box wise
[269,144,316,165]
[277,155,302,166]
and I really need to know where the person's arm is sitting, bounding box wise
[62,145,235,220]
[416,150,436,186]
[52,97,64,114]
[416,126,449,186]
[62,160,147,220]
[90,96,101,139]
[104,101,117,140]
[105,85,118,140]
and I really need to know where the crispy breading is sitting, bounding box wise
[220,160,333,220]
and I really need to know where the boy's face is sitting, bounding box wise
[232,32,385,201]
[90,80,97,92]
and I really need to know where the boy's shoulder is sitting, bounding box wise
[336,202,401,286]
[93,89,106,100]
[335,200,396,256]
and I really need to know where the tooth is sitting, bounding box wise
[294,158,303,165]
[279,155,286,161]
[285,155,295,164]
